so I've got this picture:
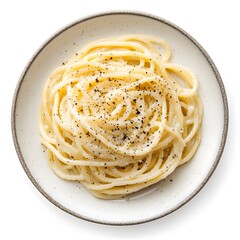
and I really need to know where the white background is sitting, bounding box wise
[1,0,239,239]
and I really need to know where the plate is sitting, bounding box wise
[11,11,228,225]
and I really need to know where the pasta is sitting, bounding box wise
[40,35,202,199]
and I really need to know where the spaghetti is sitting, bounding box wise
[40,35,202,199]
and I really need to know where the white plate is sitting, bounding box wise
[12,11,228,225]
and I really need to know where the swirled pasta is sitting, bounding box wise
[40,35,202,199]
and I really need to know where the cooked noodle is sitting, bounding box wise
[40,35,202,199]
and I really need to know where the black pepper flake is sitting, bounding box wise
[136,110,141,115]
[122,134,127,140]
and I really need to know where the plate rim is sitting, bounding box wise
[11,10,229,226]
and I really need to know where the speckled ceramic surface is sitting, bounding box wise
[12,11,228,225]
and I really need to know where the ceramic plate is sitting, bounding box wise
[12,11,228,225]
